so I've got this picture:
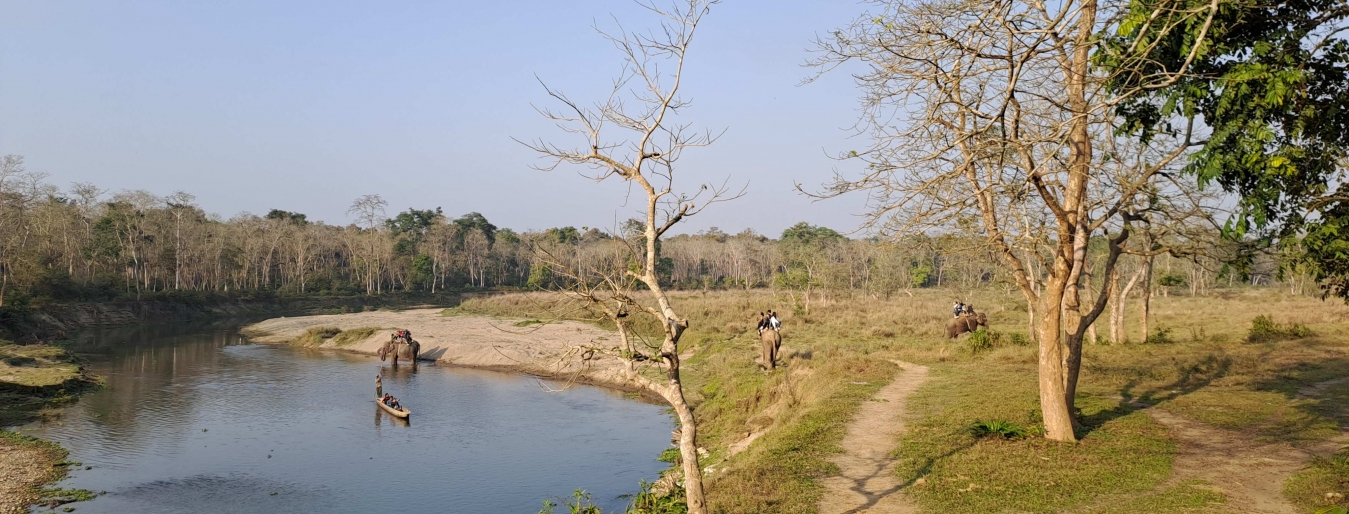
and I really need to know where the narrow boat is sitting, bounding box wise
[376,397,411,418]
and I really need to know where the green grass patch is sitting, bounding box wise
[705,357,897,513]
[333,327,378,346]
[1092,480,1226,513]
[1286,451,1349,512]
[894,361,1177,513]
[514,319,546,327]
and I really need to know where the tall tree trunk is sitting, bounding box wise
[1140,255,1154,342]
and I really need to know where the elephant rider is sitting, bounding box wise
[768,310,781,331]
[962,303,975,316]
[756,312,768,335]
[953,301,966,318]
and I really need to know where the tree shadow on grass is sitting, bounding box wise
[1075,351,1235,438]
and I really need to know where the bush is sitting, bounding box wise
[967,329,1012,353]
[1007,332,1029,346]
[1247,315,1314,343]
[1144,326,1175,344]
[969,419,1027,439]
[967,330,994,353]
[538,490,602,514]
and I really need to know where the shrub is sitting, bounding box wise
[1007,332,1029,346]
[628,480,689,514]
[1247,315,1314,343]
[967,330,995,353]
[296,326,341,346]
[538,489,602,514]
[1144,326,1175,345]
[967,329,1009,353]
[969,419,1027,439]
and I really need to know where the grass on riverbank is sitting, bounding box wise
[456,288,1349,513]
[292,326,382,347]
[0,344,101,425]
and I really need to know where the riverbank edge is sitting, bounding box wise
[239,323,670,405]
[0,346,102,514]
[1,291,483,343]
[0,429,82,514]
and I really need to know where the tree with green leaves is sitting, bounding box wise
[1102,0,1349,300]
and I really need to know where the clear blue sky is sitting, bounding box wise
[0,0,873,236]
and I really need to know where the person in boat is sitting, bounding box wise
[381,393,401,409]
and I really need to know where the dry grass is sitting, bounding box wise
[293,326,342,346]
[332,326,379,346]
[457,287,1349,513]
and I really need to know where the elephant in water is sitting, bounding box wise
[946,312,988,338]
[378,334,421,366]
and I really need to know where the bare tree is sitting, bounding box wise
[348,195,388,294]
[519,1,738,510]
[809,0,1221,440]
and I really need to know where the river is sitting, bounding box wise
[14,322,673,513]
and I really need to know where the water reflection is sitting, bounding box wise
[17,323,670,513]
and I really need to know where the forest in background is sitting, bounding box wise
[0,154,1314,316]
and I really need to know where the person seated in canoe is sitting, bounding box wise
[381,394,401,409]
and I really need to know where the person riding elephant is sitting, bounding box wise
[378,334,421,366]
[758,313,782,371]
[946,312,988,338]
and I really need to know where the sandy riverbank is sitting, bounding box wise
[241,309,639,390]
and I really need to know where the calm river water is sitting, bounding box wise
[15,322,672,513]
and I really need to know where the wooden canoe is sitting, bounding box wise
[376,397,411,418]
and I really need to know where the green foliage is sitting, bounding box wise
[656,448,681,463]
[968,419,1028,439]
[527,264,554,290]
[264,209,308,225]
[386,207,444,240]
[454,212,497,244]
[538,490,602,514]
[780,222,845,245]
[1102,0,1349,300]
[628,480,688,514]
[1145,325,1175,345]
[1007,332,1029,347]
[966,329,995,353]
[1157,273,1186,288]
[1246,315,1313,343]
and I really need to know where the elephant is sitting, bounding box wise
[757,313,783,371]
[378,334,421,366]
[946,312,989,338]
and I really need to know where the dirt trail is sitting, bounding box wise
[818,361,929,514]
[1134,381,1349,514]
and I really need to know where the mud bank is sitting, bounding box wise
[241,309,641,393]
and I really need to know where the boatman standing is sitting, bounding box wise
[376,374,383,398]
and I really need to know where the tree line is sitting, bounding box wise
[0,154,1306,314]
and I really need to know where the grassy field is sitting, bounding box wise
[454,287,1349,513]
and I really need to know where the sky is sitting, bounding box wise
[0,0,877,237]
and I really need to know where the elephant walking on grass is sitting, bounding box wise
[946,312,989,338]
[760,328,782,371]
